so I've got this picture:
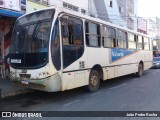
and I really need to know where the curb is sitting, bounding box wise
[0,89,33,99]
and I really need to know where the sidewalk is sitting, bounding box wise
[0,78,32,99]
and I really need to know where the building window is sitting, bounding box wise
[128,18,134,30]
[33,0,48,5]
[110,0,113,7]
[68,4,72,9]
[81,9,86,14]
[42,0,48,4]
[119,6,124,13]
[63,2,67,8]
[119,6,121,13]
[73,6,78,11]
[63,2,79,12]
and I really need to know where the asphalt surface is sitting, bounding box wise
[1,69,160,120]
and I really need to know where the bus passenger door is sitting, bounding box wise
[60,15,85,90]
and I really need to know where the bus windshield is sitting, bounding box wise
[10,9,55,69]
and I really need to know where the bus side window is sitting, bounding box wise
[102,26,116,48]
[61,16,83,46]
[85,21,100,47]
[109,27,116,48]
[61,15,84,68]
[128,33,136,50]
[117,29,127,49]
[137,36,143,50]
[73,24,83,46]
[134,35,137,49]
[144,37,150,50]
[68,19,74,44]
[51,19,61,70]
[61,17,69,45]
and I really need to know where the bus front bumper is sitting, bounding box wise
[10,73,62,92]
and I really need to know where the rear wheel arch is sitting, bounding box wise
[86,64,103,92]
[91,64,103,81]
[137,61,144,77]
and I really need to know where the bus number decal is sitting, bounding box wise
[79,61,85,69]
[11,59,21,64]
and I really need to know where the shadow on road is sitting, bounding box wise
[0,69,154,110]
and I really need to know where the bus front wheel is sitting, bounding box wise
[87,70,100,92]
[137,63,143,77]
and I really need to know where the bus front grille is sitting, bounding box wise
[19,74,31,78]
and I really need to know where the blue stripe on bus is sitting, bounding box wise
[111,48,137,62]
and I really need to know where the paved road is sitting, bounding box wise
[1,69,160,120]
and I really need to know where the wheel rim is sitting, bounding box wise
[90,74,98,88]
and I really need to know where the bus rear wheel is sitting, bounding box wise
[87,70,100,92]
[137,63,143,77]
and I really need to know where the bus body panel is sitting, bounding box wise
[61,48,88,91]
[62,71,87,91]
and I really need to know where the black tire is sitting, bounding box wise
[87,70,100,92]
[137,63,143,77]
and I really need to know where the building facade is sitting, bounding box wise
[147,19,157,38]
[26,0,138,30]
[137,17,147,34]
[0,0,23,78]
[151,17,160,48]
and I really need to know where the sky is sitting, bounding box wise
[138,0,160,18]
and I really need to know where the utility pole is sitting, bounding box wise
[88,0,89,15]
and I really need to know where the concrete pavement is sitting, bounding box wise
[0,77,32,99]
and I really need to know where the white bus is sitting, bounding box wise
[9,7,153,92]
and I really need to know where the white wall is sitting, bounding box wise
[147,19,157,38]
[63,0,88,10]
[49,0,98,16]
[26,0,138,29]
[49,0,89,12]
[26,0,48,13]
[48,0,62,7]
[105,0,127,27]
[88,0,98,17]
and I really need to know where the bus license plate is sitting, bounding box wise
[21,80,29,85]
